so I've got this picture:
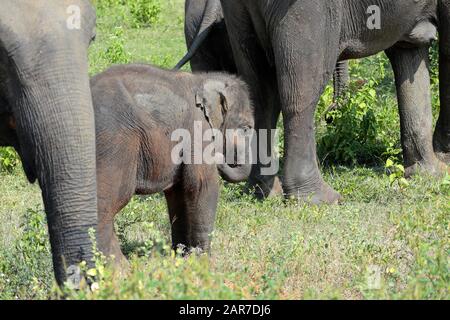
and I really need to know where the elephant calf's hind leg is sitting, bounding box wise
[98,219,127,267]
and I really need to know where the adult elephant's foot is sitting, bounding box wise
[433,129,450,164]
[404,158,449,178]
[284,181,342,205]
[246,175,283,200]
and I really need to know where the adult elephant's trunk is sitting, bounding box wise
[434,1,450,161]
[333,61,349,103]
[174,0,221,70]
[325,61,349,123]
[218,163,252,183]
[13,44,98,286]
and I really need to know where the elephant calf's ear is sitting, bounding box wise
[199,79,229,116]
[219,92,229,117]
[195,92,204,108]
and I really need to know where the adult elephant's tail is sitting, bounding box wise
[174,0,221,70]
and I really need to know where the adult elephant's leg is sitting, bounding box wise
[434,3,450,163]
[435,56,450,163]
[221,2,282,199]
[386,46,446,177]
[272,13,341,204]
[247,75,283,199]
[1,1,98,287]
[14,67,98,286]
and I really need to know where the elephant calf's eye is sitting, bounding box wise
[90,29,97,44]
[241,126,253,136]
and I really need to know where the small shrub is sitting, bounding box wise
[429,42,440,119]
[92,0,124,11]
[317,55,400,166]
[0,147,20,173]
[129,0,162,29]
[92,0,161,30]
[318,80,396,165]
[102,27,131,64]
[0,208,52,299]
[385,158,409,190]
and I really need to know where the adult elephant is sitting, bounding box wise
[176,0,349,117]
[0,0,98,286]
[176,0,351,198]
[218,0,449,203]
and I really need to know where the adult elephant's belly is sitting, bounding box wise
[340,16,436,61]
[398,20,437,47]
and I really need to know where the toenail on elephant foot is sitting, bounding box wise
[286,182,342,205]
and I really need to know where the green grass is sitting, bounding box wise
[0,0,449,300]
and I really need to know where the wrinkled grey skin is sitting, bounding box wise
[327,61,350,116]
[219,0,450,203]
[176,0,347,119]
[330,20,440,114]
[0,0,98,286]
[91,64,254,263]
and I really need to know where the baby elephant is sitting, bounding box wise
[91,64,254,264]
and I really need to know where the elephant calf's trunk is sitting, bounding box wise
[218,162,252,183]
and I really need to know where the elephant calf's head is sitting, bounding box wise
[196,74,255,183]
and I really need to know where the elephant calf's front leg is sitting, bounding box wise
[96,150,138,268]
[386,46,448,177]
[165,170,219,255]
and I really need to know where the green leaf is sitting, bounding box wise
[389,174,396,184]
[386,159,394,168]
[87,268,97,277]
